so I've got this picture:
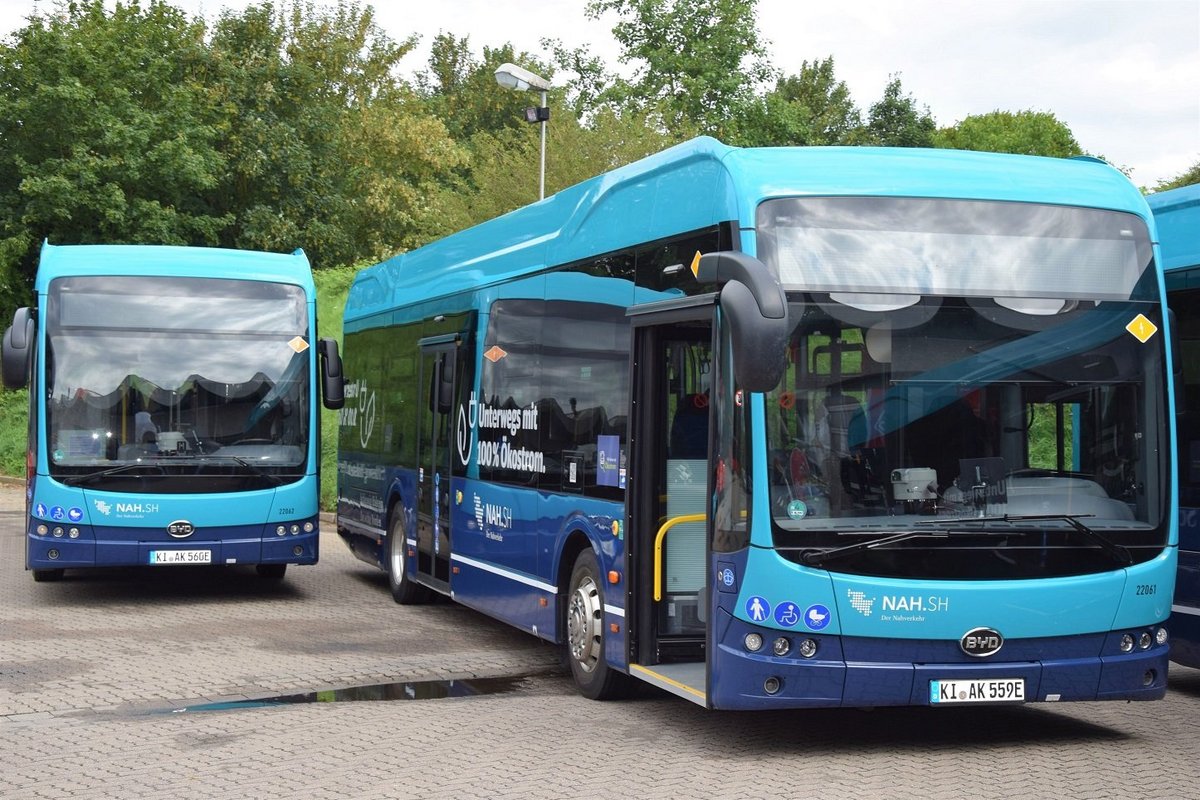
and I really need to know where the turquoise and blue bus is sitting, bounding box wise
[1149,182,1200,667]
[337,138,1176,708]
[2,243,345,582]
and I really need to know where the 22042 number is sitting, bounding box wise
[1136,584,1157,596]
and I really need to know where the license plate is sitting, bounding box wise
[930,678,1025,704]
[148,549,211,565]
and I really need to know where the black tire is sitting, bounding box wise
[32,568,64,582]
[388,510,427,604]
[256,563,287,579]
[565,548,630,700]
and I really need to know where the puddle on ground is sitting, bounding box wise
[166,675,530,713]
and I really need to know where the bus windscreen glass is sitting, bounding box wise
[756,197,1167,580]
[45,276,311,490]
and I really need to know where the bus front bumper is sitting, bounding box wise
[708,611,1169,710]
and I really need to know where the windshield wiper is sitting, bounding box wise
[60,462,167,487]
[917,513,1132,565]
[198,455,284,486]
[798,530,952,567]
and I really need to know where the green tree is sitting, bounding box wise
[1153,159,1200,192]
[209,2,466,264]
[585,0,774,138]
[418,36,551,142]
[734,56,862,146]
[934,110,1083,157]
[856,75,937,147]
[0,0,229,318]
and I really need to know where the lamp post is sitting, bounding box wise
[494,62,552,201]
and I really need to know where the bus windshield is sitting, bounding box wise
[757,197,1168,579]
[45,275,311,491]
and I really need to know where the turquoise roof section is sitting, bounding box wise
[34,242,315,294]
[346,136,1151,323]
[1148,183,1200,273]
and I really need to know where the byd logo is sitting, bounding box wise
[960,627,1004,657]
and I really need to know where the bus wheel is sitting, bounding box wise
[32,568,64,582]
[388,511,426,604]
[256,564,287,579]
[565,548,629,700]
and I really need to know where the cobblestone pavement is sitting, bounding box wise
[3,481,1200,799]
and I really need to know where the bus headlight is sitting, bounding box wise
[52,527,64,537]
[1139,632,1153,650]
[303,521,315,533]
[798,639,819,658]
[276,525,287,536]
[36,524,48,536]
[1119,634,1135,653]
[744,633,764,652]
[1156,628,1169,646]
[772,637,791,657]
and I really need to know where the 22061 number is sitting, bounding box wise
[1136,584,1156,596]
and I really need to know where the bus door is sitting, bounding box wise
[627,308,715,707]
[416,337,459,591]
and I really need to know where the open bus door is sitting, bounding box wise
[628,306,716,707]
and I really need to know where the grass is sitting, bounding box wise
[0,265,361,510]
[0,387,28,476]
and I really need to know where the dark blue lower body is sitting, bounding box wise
[26,517,319,571]
[1168,609,1200,668]
[709,609,1169,710]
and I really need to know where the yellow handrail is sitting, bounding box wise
[653,513,707,601]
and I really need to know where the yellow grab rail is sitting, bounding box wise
[653,513,707,601]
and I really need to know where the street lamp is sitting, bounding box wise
[494,62,552,201]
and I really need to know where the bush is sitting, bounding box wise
[0,388,29,477]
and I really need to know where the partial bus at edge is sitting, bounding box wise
[1,243,345,582]
[1149,182,1200,667]
[337,137,1176,709]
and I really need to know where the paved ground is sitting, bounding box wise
[3,480,1200,799]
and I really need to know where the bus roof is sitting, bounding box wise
[1147,183,1200,273]
[34,243,315,293]
[347,136,1149,323]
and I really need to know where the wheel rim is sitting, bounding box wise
[567,574,603,673]
[389,520,406,585]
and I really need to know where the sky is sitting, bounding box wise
[0,0,1197,188]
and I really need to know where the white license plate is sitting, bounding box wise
[930,677,1025,704]
[148,549,212,565]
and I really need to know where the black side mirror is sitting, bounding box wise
[318,338,344,410]
[2,307,34,390]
